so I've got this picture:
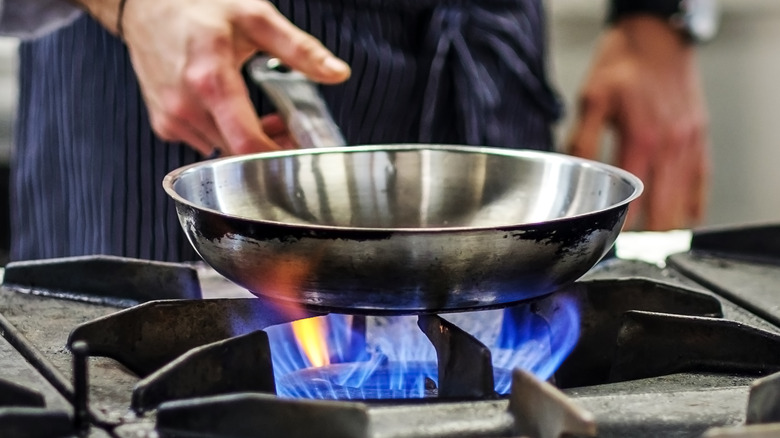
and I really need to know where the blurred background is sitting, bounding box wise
[0,0,778,261]
[549,0,780,228]
[0,38,14,261]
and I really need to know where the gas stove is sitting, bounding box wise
[2,224,780,438]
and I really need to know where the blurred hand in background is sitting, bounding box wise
[567,15,710,231]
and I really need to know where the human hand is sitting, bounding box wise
[260,113,296,149]
[76,0,350,156]
[566,16,710,230]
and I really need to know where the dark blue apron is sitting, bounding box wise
[11,0,561,262]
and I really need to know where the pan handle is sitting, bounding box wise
[246,55,348,148]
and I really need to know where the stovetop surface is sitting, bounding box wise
[2,229,780,438]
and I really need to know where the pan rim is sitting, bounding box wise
[162,144,644,233]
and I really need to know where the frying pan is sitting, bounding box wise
[163,57,643,314]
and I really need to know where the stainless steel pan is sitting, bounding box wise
[162,57,643,314]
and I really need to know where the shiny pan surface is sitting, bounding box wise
[164,144,643,313]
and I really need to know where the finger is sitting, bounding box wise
[644,128,690,230]
[260,113,288,137]
[271,134,297,150]
[173,102,229,154]
[238,1,351,84]
[687,128,711,224]
[566,91,610,160]
[644,164,682,230]
[135,84,226,156]
[149,111,216,157]
[140,77,232,156]
[616,129,654,230]
[186,57,281,155]
[260,113,298,149]
[673,127,703,229]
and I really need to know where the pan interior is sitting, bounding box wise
[170,147,640,229]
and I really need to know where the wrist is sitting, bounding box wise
[612,15,693,56]
[608,0,678,24]
[608,0,720,44]
[69,0,123,35]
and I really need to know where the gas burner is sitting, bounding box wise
[2,225,780,437]
[276,361,442,400]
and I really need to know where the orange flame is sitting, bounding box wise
[255,251,333,367]
[291,317,331,367]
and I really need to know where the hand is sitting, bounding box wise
[75,0,350,156]
[261,113,296,149]
[566,16,710,231]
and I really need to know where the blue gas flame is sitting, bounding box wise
[265,296,580,399]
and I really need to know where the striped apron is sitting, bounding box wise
[11,0,562,262]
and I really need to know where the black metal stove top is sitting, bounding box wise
[3,225,780,438]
